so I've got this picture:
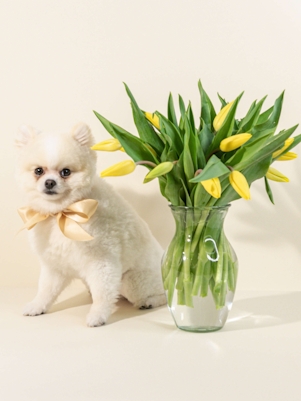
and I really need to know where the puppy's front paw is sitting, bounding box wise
[136,294,166,310]
[86,311,106,328]
[23,301,46,316]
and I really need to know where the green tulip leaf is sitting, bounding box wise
[198,80,216,129]
[182,122,196,186]
[217,93,227,108]
[157,113,183,156]
[178,95,186,121]
[264,176,275,204]
[167,93,178,127]
[190,154,230,183]
[252,91,284,136]
[237,96,267,134]
[256,105,273,125]
[198,121,214,155]
[123,83,164,154]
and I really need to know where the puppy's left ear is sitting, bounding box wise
[15,125,40,149]
[71,122,94,146]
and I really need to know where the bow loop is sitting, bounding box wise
[62,199,98,224]
[18,207,49,230]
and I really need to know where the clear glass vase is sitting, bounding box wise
[162,205,238,332]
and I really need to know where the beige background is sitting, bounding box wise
[1,0,301,290]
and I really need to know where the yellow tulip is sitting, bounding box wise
[276,151,297,161]
[229,171,251,200]
[272,138,294,159]
[143,162,174,183]
[200,177,221,199]
[91,139,123,152]
[100,160,136,177]
[145,112,160,130]
[266,167,289,182]
[220,133,252,152]
[213,101,234,131]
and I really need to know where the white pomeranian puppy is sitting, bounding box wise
[15,122,166,327]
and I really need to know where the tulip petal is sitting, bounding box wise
[145,112,160,130]
[100,160,136,177]
[220,133,252,152]
[274,151,297,161]
[200,177,221,199]
[91,139,122,151]
[266,167,289,182]
[213,101,234,131]
[229,171,251,200]
[272,138,294,159]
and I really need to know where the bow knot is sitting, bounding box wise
[18,199,98,241]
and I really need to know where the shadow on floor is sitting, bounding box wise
[224,291,301,331]
[49,291,161,324]
[49,290,301,331]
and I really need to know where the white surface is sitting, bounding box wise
[1,286,300,401]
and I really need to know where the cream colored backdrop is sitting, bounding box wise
[1,0,301,290]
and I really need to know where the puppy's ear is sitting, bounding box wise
[15,125,40,149]
[71,122,94,146]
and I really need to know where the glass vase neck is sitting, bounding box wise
[169,204,231,213]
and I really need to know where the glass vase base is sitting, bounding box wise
[167,290,234,333]
[175,325,222,333]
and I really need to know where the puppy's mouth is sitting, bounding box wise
[44,190,58,195]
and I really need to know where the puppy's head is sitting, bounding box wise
[15,123,97,214]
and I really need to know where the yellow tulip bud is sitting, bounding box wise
[276,151,297,161]
[145,112,160,130]
[100,160,136,177]
[266,167,289,182]
[213,101,234,131]
[143,162,174,183]
[272,138,294,159]
[229,171,251,200]
[91,139,122,152]
[220,133,252,152]
[200,177,221,199]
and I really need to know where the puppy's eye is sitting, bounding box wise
[60,168,71,178]
[34,167,44,176]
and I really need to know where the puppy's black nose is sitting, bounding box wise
[45,179,57,190]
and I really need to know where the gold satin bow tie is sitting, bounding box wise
[18,199,98,241]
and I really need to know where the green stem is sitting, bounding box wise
[167,239,184,306]
[201,261,212,297]
[190,209,210,253]
[226,240,235,292]
[182,211,194,307]
[212,232,224,294]
[191,231,207,296]
[216,239,229,309]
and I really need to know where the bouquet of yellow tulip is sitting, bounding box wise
[92,81,301,309]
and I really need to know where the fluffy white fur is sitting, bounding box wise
[15,123,166,327]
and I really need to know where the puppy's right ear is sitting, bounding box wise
[71,122,94,146]
[15,125,40,149]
